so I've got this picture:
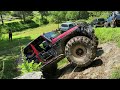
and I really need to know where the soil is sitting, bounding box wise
[14,42,120,79]
[58,42,120,79]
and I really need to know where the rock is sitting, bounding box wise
[14,71,44,79]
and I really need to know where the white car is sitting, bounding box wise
[60,22,76,33]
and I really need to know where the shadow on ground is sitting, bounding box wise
[53,47,104,79]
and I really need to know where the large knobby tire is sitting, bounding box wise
[42,63,58,79]
[65,36,96,67]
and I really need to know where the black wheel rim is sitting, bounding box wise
[76,48,84,56]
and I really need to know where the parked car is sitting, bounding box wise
[91,18,105,27]
[59,22,76,33]
[104,11,120,28]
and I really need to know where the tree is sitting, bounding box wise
[13,11,33,22]
[0,11,11,25]
[49,11,67,23]
[38,11,49,25]
[39,11,48,20]
[65,11,79,20]
[78,11,89,19]
[0,13,4,25]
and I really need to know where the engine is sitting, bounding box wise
[39,48,57,62]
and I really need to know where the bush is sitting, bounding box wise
[17,47,42,75]
[40,18,49,25]
[47,15,55,23]
[18,60,42,75]
[26,16,34,21]
[0,20,39,33]
[32,15,40,25]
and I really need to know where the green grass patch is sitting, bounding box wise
[95,27,120,47]
[1,23,120,79]
[110,64,120,79]
[0,20,39,34]
[57,58,70,69]
[0,24,58,79]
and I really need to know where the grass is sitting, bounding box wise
[0,19,21,24]
[95,27,120,47]
[110,64,120,79]
[1,23,120,79]
[95,27,120,79]
[0,24,60,79]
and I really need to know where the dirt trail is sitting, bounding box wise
[58,42,120,79]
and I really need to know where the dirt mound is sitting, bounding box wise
[59,42,120,79]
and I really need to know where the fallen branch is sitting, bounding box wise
[67,65,78,79]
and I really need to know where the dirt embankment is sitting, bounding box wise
[59,42,120,79]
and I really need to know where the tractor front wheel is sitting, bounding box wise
[65,36,96,67]
[42,63,58,79]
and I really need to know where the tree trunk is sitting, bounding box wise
[0,14,4,25]
[41,14,43,21]
[78,11,80,19]
[22,11,26,22]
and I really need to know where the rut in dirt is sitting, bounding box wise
[55,42,120,79]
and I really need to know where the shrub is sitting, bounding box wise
[18,60,42,75]
[18,47,42,75]
[40,18,49,25]
[32,15,40,25]
[47,15,55,23]
[0,20,39,33]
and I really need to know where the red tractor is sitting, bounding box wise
[21,24,98,78]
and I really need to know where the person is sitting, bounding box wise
[8,29,12,41]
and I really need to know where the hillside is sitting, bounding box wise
[59,42,120,79]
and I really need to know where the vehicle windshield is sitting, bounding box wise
[61,24,68,27]
[43,31,60,40]
[98,18,105,21]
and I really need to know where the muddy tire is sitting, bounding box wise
[65,36,96,67]
[42,63,58,79]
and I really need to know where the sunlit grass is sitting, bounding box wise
[0,24,58,79]
[95,27,120,47]
[1,24,120,78]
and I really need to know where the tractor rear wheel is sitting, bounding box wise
[65,36,96,67]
